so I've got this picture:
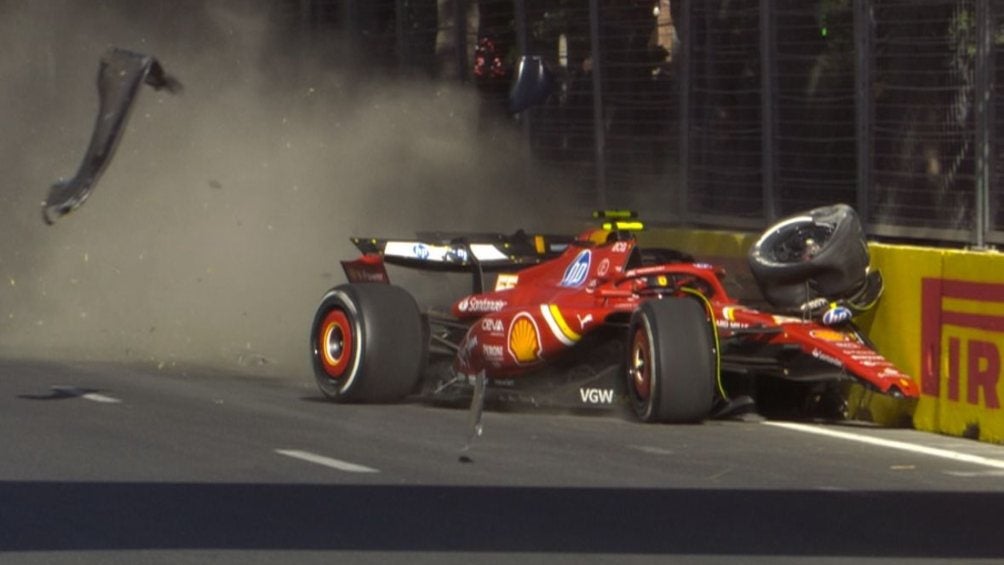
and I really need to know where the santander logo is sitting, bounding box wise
[458,296,507,313]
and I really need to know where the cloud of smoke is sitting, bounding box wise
[0,0,576,379]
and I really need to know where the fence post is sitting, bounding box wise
[854,0,873,229]
[343,0,358,33]
[513,0,528,60]
[974,0,993,248]
[513,0,534,191]
[759,0,776,223]
[455,0,469,81]
[589,0,607,208]
[677,0,691,221]
[395,0,406,70]
[300,0,313,30]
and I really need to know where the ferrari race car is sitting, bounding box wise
[309,205,919,424]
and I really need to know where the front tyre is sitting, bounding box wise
[747,204,869,310]
[627,298,716,423]
[310,283,426,403]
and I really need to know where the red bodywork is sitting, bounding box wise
[442,229,919,398]
[343,227,920,400]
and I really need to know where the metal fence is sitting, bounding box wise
[281,0,1004,247]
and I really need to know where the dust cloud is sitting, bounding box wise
[0,0,577,379]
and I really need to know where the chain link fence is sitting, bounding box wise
[279,0,1004,247]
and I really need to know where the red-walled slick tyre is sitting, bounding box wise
[627,297,716,423]
[310,283,426,403]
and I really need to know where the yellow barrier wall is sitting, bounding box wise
[641,228,1004,443]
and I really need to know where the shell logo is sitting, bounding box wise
[508,312,542,364]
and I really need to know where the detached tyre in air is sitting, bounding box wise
[627,297,717,423]
[310,283,426,402]
[747,204,870,310]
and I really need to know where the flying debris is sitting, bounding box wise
[43,48,181,224]
[508,55,554,114]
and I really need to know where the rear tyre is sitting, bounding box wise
[310,283,426,403]
[627,298,716,423]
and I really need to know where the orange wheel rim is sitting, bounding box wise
[319,309,353,379]
[630,327,651,400]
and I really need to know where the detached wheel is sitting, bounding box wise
[310,283,426,402]
[627,298,716,423]
[748,204,869,309]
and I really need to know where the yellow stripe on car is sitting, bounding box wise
[540,304,581,346]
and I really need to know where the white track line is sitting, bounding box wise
[764,421,1004,470]
[52,386,121,404]
[80,393,121,404]
[275,449,379,473]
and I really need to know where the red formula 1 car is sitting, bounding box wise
[310,205,919,424]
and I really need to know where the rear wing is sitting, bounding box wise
[342,231,574,291]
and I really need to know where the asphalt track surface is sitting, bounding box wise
[1,358,1003,564]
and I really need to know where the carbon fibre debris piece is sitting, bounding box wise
[43,48,181,224]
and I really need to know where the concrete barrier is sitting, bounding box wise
[639,228,1004,443]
